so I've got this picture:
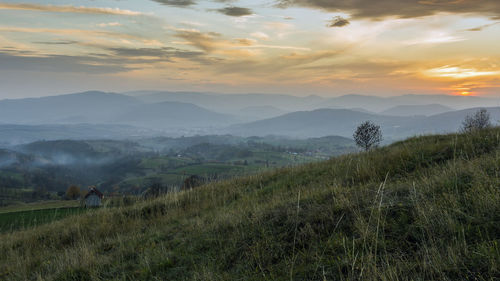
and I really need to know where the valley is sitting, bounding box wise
[0,135,356,206]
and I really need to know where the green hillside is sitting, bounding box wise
[1,129,499,280]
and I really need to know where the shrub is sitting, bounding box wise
[461,108,491,133]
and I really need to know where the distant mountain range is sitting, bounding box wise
[228,108,417,139]
[227,107,500,139]
[126,90,500,113]
[380,104,453,116]
[0,91,240,130]
[0,91,138,124]
[319,94,499,112]
[114,101,235,129]
[1,90,499,142]
[126,90,320,115]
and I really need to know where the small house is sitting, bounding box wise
[84,187,104,207]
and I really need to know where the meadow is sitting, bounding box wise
[0,129,498,280]
[0,205,86,233]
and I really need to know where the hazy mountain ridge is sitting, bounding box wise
[380,104,454,116]
[228,108,420,139]
[1,91,499,142]
[322,94,499,112]
[228,107,500,139]
[0,91,139,124]
[113,101,238,129]
[127,90,500,113]
[128,90,320,116]
[237,106,287,120]
[0,91,240,132]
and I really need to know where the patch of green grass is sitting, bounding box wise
[120,173,187,187]
[169,163,246,175]
[139,157,192,170]
[0,207,88,233]
[0,200,79,214]
[0,129,499,280]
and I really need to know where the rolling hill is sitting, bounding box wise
[228,108,422,139]
[128,91,321,116]
[0,91,139,124]
[320,94,498,112]
[0,128,498,280]
[229,107,500,139]
[380,104,453,116]
[128,91,500,113]
[2,91,499,142]
[0,91,241,135]
[113,101,238,129]
[237,105,287,120]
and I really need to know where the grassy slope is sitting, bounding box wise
[1,129,499,280]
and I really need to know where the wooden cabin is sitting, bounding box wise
[84,187,104,207]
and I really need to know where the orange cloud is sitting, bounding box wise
[0,3,144,16]
[425,66,500,79]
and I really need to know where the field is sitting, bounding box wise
[0,204,86,233]
[0,200,79,214]
[0,129,499,280]
[118,151,322,190]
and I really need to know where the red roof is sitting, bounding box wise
[84,188,104,199]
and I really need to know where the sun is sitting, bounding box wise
[449,90,475,96]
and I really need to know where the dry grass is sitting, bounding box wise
[0,129,499,280]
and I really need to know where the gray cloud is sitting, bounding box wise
[108,47,204,60]
[0,44,213,76]
[328,16,350,27]
[106,46,220,66]
[215,6,253,16]
[174,30,222,52]
[0,52,134,74]
[212,50,342,76]
[151,0,235,7]
[33,40,79,45]
[276,0,500,19]
[0,3,144,15]
[465,21,500,31]
[151,0,196,7]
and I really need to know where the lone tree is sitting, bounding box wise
[65,185,81,200]
[353,121,383,151]
[461,108,491,133]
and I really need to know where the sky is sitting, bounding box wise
[0,0,499,98]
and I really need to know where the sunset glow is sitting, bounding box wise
[426,67,500,79]
[0,0,499,98]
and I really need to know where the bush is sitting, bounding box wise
[461,108,491,133]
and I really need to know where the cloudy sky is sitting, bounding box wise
[0,0,499,98]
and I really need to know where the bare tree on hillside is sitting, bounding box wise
[353,121,383,151]
[461,108,491,133]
